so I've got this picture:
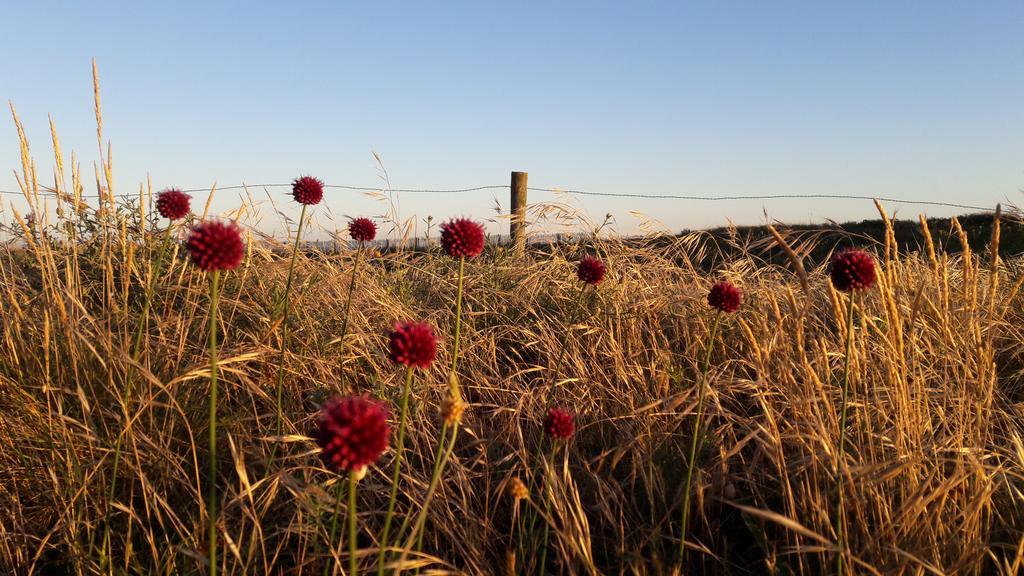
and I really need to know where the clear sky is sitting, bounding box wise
[1,1,1021,237]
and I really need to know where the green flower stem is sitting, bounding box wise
[208,270,221,576]
[835,293,857,576]
[409,255,468,570]
[394,421,449,548]
[549,282,590,389]
[349,472,360,576]
[450,256,466,378]
[414,516,427,575]
[325,478,346,576]
[677,310,722,568]
[519,434,546,570]
[398,424,459,570]
[377,367,414,576]
[538,440,558,576]
[337,240,364,384]
[394,255,469,573]
[509,500,524,576]
[131,224,175,364]
[275,202,308,442]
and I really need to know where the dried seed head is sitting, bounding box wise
[508,477,529,501]
[440,395,467,427]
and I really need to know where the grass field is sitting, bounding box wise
[2,90,1024,576]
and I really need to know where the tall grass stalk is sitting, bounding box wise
[130,223,176,366]
[549,282,590,389]
[377,366,414,575]
[274,202,308,443]
[835,293,857,576]
[337,239,365,382]
[398,424,459,565]
[411,418,450,570]
[409,255,467,564]
[677,311,722,570]
[104,221,175,568]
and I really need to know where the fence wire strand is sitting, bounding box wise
[0,182,996,212]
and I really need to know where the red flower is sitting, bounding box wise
[349,217,377,243]
[830,249,876,292]
[440,218,485,259]
[156,188,191,220]
[543,408,575,440]
[292,175,324,206]
[708,281,742,313]
[576,256,606,285]
[314,395,391,473]
[186,220,245,272]
[388,321,438,369]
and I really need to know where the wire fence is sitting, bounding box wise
[0,182,999,212]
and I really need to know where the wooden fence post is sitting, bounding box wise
[510,171,528,254]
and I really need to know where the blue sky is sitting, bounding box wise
[1,1,1021,236]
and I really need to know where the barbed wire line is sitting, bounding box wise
[0,183,509,198]
[190,183,511,194]
[527,188,995,211]
[0,182,997,212]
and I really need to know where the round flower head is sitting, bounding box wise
[576,256,606,285]
[291,175,324,206]
[314,395,391,473]
[349,217,377,243]
[156,188,191,220]
[707,281,742,313]
[440,218,485,259]
[830,249,876,292]
[387,321,438,369]
[543,407,575,440]
[186,220,245,272]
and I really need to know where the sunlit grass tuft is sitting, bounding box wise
[1,74,1023,575]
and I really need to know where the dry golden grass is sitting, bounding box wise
[1,75,1023,575]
